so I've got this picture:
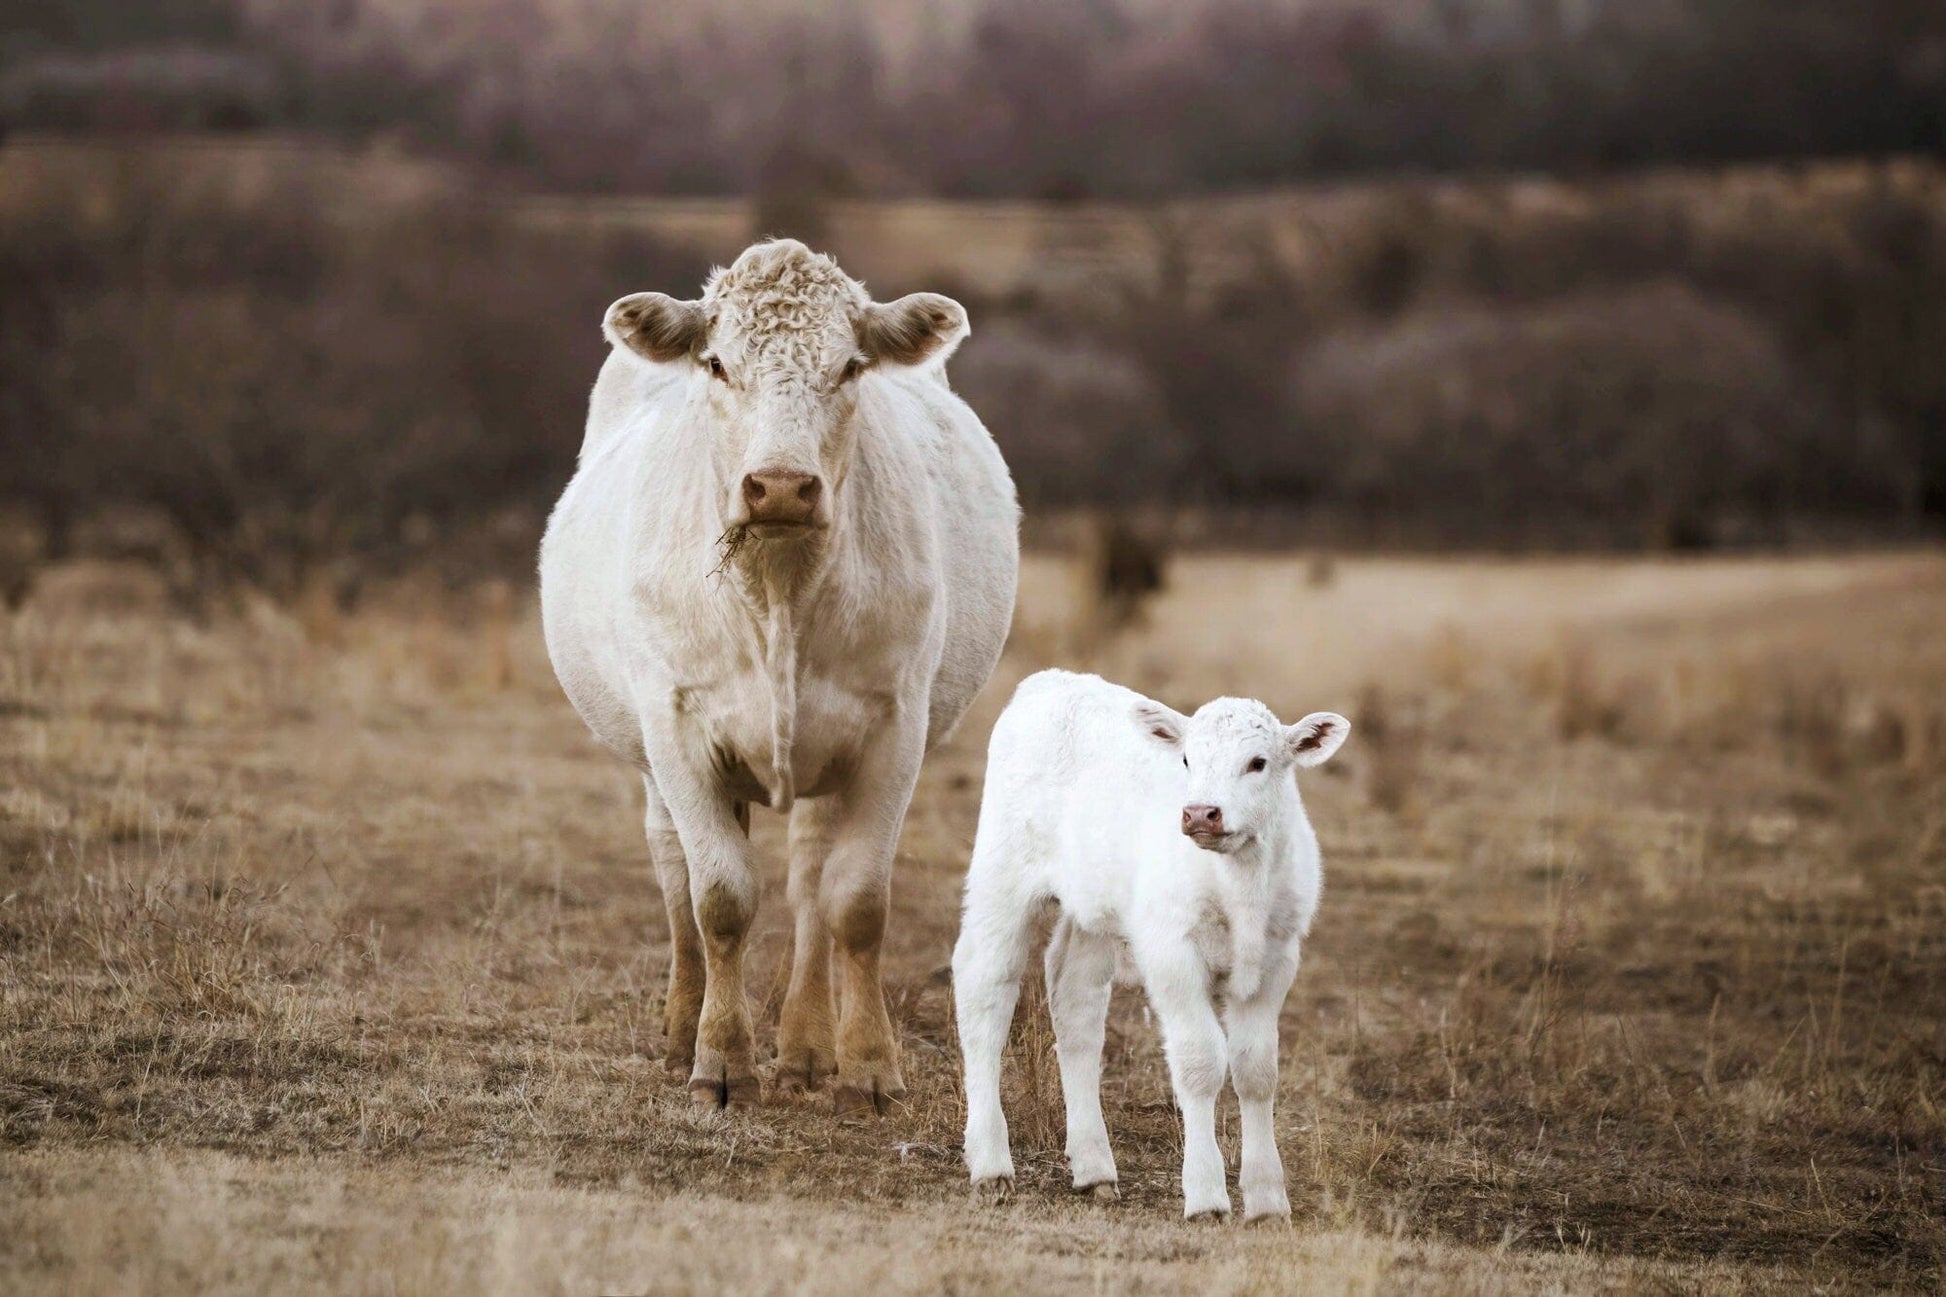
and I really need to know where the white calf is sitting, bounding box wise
[953,670,1348,1221]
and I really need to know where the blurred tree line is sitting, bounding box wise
[2,153,1940,600]
[1,0,1942,598]
[2,0,1942,196]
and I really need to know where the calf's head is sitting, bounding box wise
[602,239,968,537]
[1133,696,1349,854]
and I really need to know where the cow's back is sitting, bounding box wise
[539,353,677,768]
[874,371,1020,748]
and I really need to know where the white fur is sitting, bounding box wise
[953,670,1348,1221]
[541,240,1019,1097]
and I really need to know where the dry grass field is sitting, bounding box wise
[3,551,1944,1293]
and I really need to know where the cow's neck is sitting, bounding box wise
[719,525,839,814]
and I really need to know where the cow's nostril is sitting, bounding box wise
[743,474,767,503]
[798,478,821,504]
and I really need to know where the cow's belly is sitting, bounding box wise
[687,671,892,808]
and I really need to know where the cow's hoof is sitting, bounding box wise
[1185,1209,1230,1225]
[1078,1182,1119,1203]
[688,1070,761,1110]
[833,1079,908,1119]
[772,1051,836,1096]
[1244,1210,1292,1229]
[971,1177,1013,1205]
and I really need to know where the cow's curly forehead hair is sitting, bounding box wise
[1188,697,1285,748]
[702,239,866,367]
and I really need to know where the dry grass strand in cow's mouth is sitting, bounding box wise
[711,524,751,578]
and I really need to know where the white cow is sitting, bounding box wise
[953,670,1348,1219]
[542,240,1019,1114]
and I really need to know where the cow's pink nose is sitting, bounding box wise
[742,470,821,525]
[1182,804,1225,835]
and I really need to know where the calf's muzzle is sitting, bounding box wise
[1181,804,1225,837]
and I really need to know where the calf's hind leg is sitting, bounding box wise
[1044,916,1119,1197]
[953,878,1039,1192]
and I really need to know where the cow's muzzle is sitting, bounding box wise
[741,470,823,528]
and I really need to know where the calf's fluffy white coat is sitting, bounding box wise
[953,670,1348,1220]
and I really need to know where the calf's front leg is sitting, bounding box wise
[1225,949,1300,1223]
[1144,951,1232,1220]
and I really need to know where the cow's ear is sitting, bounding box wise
[860,293,968,369]
[1285,713,1349,768]
[604,293,706,363]
[1133,700,1187,749]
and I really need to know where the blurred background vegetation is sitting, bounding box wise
[2,0,1944,601]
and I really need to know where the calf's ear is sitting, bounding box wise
[604,293,706,363]
[1285,713,1349,768]
[860,293,969,369]
[1132,700,1187,748]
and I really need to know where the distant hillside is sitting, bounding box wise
[4,1,1942,195]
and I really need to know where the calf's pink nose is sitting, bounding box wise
[1182,804,1224,835]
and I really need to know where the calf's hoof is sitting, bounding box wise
[1243,1189,1292,1226]
[1185,1208,1231,1225]
[971,1176,1013,1205]
[1075,1181,1119,1202]
[833,1079,908,1118]
[1245,1209,1293,1229]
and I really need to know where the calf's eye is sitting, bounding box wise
[1247,756,1267,773]
[1182,755,1189,769]
[706,356,727,380]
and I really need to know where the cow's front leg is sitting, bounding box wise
[775,798,838,1093]
[643,773,703,1075]
[690,829,761,1108]
[645,728,763,1109]
[820,710,927,1117]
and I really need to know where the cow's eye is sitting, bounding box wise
[1247,756,1267,773]
[840,357,866,383]
[1182,755,1189,769]
[706,355,727,380]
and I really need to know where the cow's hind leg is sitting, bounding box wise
[775,798,838,1093]
[645,773,704,1076]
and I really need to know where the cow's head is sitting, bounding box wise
[1133,696,1349,854]
[602,239,968,538]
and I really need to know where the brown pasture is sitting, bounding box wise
[3,552,1943,1293]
